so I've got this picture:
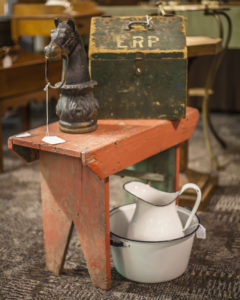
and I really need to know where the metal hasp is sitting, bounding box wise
[45,18,99,133]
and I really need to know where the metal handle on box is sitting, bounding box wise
[125,16,153,31]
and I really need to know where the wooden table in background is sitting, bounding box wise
[186,36,222,57]
[180,36,223,209]
[1,2,102,173]
[0,49,60,172]
[11,3,103,44]
[8,107,199,289]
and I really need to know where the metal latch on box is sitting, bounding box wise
[136,52,143,75]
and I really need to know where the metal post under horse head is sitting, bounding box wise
[44,18,99,134]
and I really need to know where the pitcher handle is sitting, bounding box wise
[179,183,201,232]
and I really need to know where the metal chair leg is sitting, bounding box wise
[202,87,219,171]
[200,9,232,170]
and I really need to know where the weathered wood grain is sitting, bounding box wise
[39,151,111,289]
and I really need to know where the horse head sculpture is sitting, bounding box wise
[44,18,99,133]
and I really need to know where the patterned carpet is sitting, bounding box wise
[0,109,239,299]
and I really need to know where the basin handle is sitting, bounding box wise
[110,239,130,248]
[179,183,202,232]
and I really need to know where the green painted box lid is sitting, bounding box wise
[89,16,187,60]
[89,15,187,120]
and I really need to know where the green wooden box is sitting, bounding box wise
[89,16,187,119]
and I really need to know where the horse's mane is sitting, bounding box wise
[56,20,82,54]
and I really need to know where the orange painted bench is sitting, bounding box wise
[8,106,199,289]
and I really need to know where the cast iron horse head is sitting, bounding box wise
[44,18,99,133]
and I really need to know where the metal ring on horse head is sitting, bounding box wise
[45,55,69,89]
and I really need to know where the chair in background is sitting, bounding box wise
[188,8,232,172]
[180,7,232,208]
[0,47,60,172]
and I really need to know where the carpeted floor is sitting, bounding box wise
[0,106,239,299]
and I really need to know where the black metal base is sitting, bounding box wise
[59,119,97,134]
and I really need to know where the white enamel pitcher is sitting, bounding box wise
[123,181,201,241]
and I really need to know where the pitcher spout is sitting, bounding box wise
[123,181,179,207]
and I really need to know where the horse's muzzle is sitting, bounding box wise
[44,42,62,61]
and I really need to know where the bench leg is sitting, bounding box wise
[40,151,111,289]
[73,169,111,290]
[41,180,73,275]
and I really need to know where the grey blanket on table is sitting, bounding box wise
[0,112,239,300]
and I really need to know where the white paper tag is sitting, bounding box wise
[16,132,31,138]
[42,136,66,145]
[196,224,206,239]
[3,55,12,68]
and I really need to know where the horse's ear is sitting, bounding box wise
[54,18,62,28]
[67,19,75,31]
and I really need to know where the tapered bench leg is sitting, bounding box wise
[73,168,111,290]
[41,179,73,274]
[39,151,111,289]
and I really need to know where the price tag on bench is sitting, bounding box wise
[16,132,31,138]
[42,136,66,145]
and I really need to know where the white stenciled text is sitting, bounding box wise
[117,35,160,49]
